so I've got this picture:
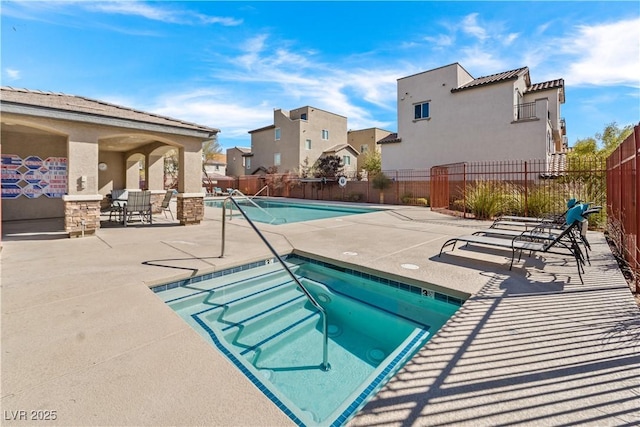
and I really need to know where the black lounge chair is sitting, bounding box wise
[439,220,586,283]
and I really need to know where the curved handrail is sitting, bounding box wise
[220,195,330,371]
[250,185,270,200]
[226,189,280,224]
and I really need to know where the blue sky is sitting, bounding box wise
[2,1,639,151]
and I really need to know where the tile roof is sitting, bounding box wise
[451,67,529,92]
[322,143,359,155]
[1,86,219,133]
[377,133,402,144]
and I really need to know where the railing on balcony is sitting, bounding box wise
[515,102,537,120]
[560,117,567,135]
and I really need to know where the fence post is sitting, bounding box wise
[463,163,467,219]
[524,161,528,217]
[635,126,640,292]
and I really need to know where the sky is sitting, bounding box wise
[1,1,639,152]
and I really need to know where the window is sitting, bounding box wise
[305,139,312,150]
[343,155,351,166]
[275,128,281,140]
[360,145,368,153]
[414,102,430,120]
[246,158,251,169]
[300,113,307,120]
[322,129,329,140]
[274,153,281,166]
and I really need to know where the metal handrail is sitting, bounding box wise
[226,189,279,224]
[250,185,270,200]
[220,195,330,371]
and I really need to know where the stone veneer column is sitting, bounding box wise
[62,195,103,238]
[176,193,204,225]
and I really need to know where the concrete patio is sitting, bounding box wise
[1,201,638,426]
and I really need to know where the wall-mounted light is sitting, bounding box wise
[98,162,108,171]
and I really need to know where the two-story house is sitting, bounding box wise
[380,63,566,173]
[225,146,251,177]
[247,106,359,177]
[347,127,392,173]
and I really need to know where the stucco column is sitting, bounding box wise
[64,138,102,237]
[147,153,165,191]
[176,145,205,225]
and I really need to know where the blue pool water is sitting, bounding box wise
[205,198,380,224]
[155,255,463,426]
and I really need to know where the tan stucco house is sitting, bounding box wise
[380,63,566,172]
[1,87,219,237]
[348,127,392,173]
[247,106,359,177]
[225,146,251,177]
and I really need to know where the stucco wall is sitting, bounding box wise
[383,64,550,171]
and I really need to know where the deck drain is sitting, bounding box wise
[343,251,358,256]
[367,348,386,363]
[328,324,342,337]
[401,263,420,270]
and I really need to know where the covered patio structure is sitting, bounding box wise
[0,87,219,237]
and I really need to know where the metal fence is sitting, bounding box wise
[606,124,639,292]
[429,157,607,227]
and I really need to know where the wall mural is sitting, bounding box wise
[1,154,67,199]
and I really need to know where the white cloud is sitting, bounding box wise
[561,18,640,87]
[461,13,488,41]
[5,68,21,80]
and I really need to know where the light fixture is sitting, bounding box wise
[98,162,108,171]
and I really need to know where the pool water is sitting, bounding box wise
[205,198,380,224]
[155,256,462,426]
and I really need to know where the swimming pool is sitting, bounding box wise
[205,198,381,224]
[154,255,463,426]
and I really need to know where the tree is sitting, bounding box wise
[313,155,344,178]
[570,122,633,158]
[361,150,382,175]
[202,135,222,162]
[371,172,392,204]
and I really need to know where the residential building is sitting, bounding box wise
[347,127,392,173]
[247,106,359,177]
[380,63,566,172]
[226,146,251,177]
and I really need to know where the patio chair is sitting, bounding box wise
[158,189,174,220]
[123,190,152,226]
[213,187,224,196]
[439,219,586,283]
[108,189,128,222]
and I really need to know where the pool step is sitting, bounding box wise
[166,267,299,313]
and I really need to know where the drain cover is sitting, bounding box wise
[367,348,386,362]
[401,263,419,270]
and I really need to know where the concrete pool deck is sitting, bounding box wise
[1,201,639,426]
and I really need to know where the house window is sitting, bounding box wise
[305,139,312,150]
[300,113,307,120]
[414,102,430,120]
[322,129,329,140]
[215,165,220,171]
[275,128,281,140]
[343,155,351,166]
[360,145,368,153]
[246,158,251,169]
[274,153,281,166]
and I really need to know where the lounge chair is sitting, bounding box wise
[473,205,602,265]
[213,187,224,196]
[158,189,174,220]
[439,219,586,283]
[123,190,152,226]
